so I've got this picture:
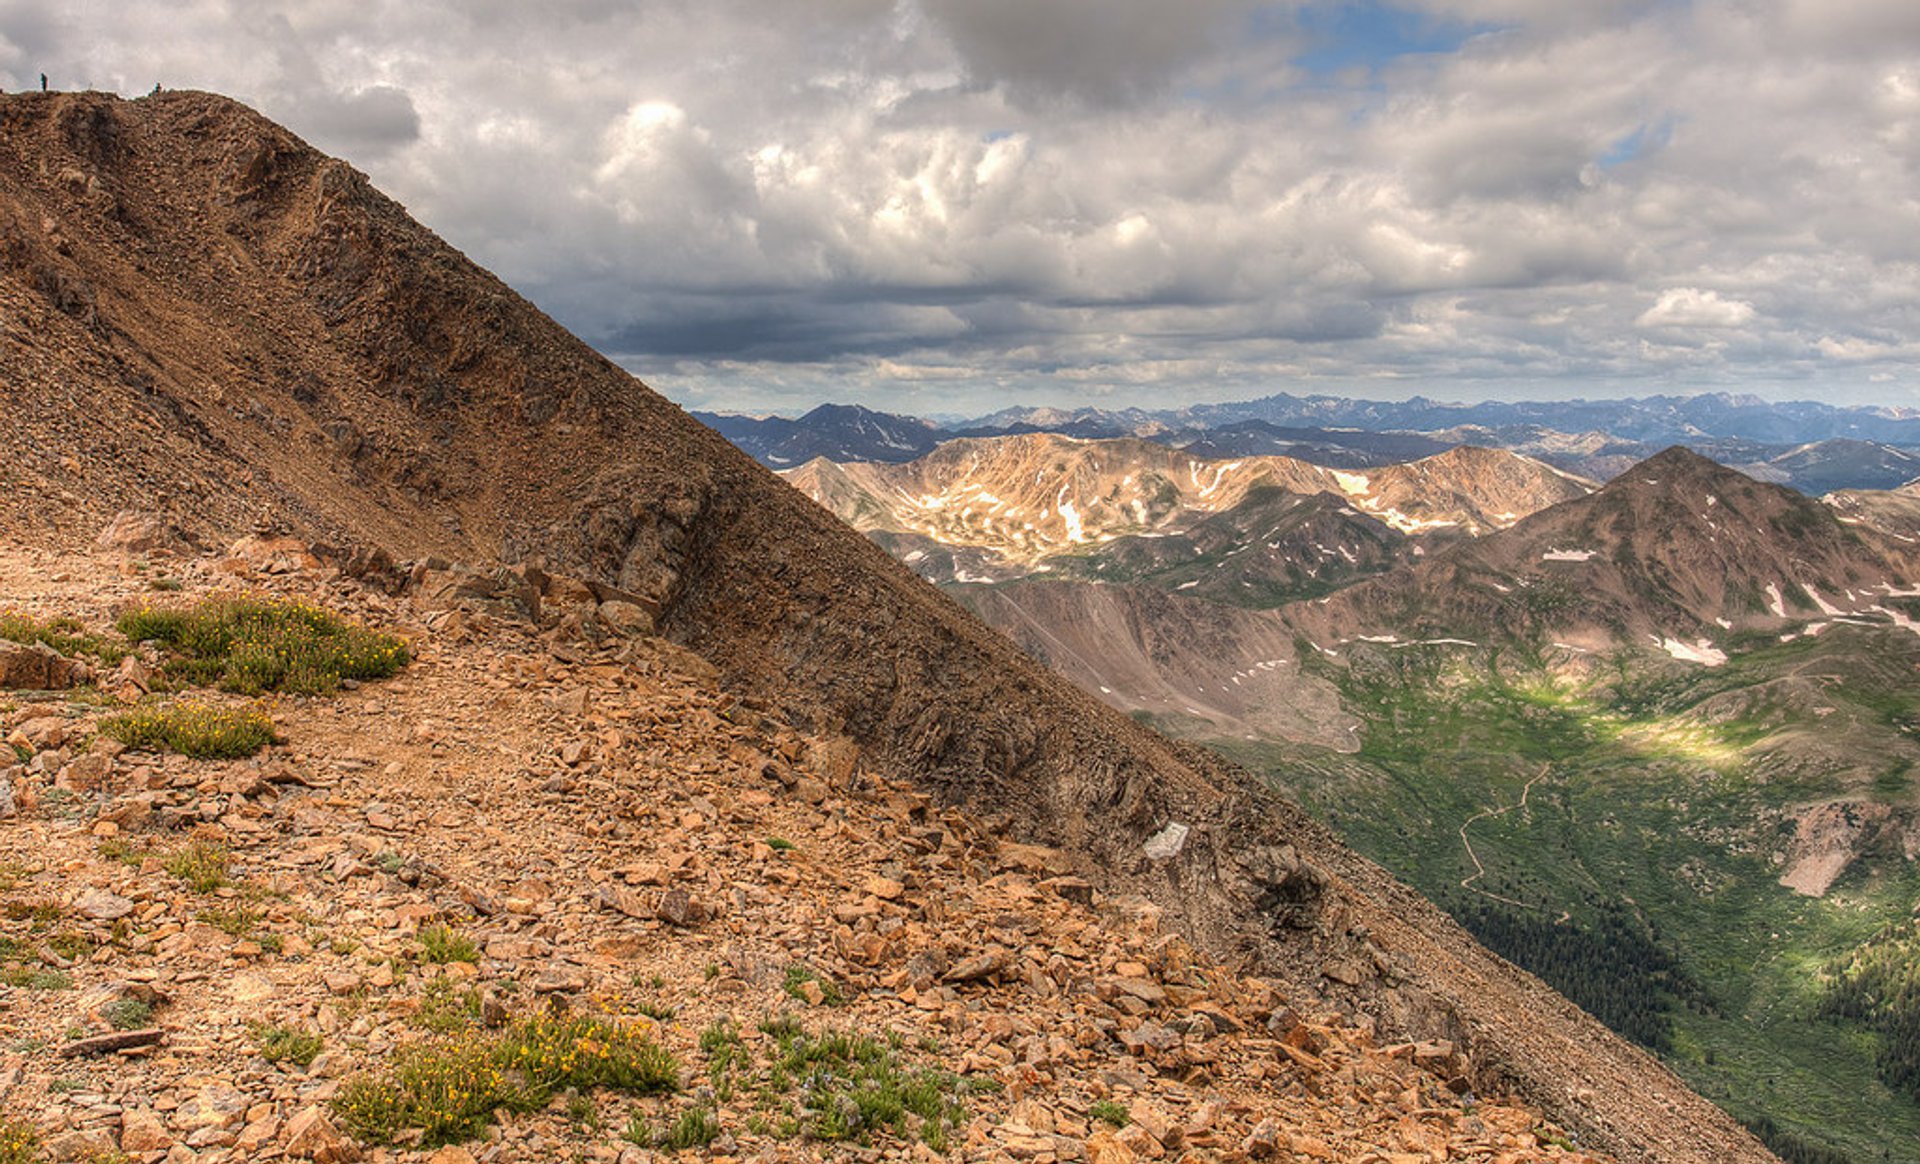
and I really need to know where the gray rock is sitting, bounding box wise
[74,888,135,921]
[1142,822,1189,861]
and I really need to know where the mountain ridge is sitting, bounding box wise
[783,435,1590,584]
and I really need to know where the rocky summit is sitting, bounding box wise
[0,89,1767,1162]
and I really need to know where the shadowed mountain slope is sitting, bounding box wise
[1296,447,1920,652]
[0,89,1766,1163]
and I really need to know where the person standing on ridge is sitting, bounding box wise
[40,73,47,91]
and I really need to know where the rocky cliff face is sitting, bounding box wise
[0,89,1768,1163]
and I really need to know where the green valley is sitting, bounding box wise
[1192,626,1920,1163]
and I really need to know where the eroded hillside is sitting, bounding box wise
[1,538,1619,1162]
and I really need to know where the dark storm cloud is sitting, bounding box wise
[919,0,1266,105]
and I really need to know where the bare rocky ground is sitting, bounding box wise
[0,536,1604,1164]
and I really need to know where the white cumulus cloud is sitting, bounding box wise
[1636,288,1758,329]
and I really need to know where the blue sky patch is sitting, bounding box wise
[1599,117,1677,168]
[1289,1,1499,79]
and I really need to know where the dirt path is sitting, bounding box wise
[1458,764,1550,908]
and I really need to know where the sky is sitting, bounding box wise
[7,0,1920,417]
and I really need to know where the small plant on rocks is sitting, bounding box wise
[418,923,479,964]
[0,1117,41,1164]
[659,1106,719,1150]
[101,998,152,1031]
[100,700,273,759]
[198,904,262,939]
[782,963,845,1006]
[252,1022,324,1068]
[412,978,482,1035]
[162,840,230,892]
[1090,1099,1130,1128]
[621,1113,652,1146]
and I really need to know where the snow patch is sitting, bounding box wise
[1542,548,1597,562]
[1380,509,1459,534]
[1058,499,1086,543]
[1333,471,1370,495]
[1766,583,1786,618]
[1657,637,1728,666]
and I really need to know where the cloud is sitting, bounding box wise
[11,0,1920,414]
[919,0,1264,105]
[1636,288,1758,330]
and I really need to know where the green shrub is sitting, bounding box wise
[0,610,125,664]
[102,998,152,1031]
[252,1023,324,1067]
[1,966,71,990]
[116,595,409,695]
[418,924,479,965]
[412,978,481,1034]
[1090,1098,1129,1127]
[162,841,230,892]
[101,700,273,759]
[334,1010,678,1148]
[660,1107,719,1150]
[496,1010,680,1094]
[764,1022,970,1145]
[334,1038,534,1147]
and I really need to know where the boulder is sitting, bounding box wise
[95,510,182,554]
[282,1105,357,1163]
[0,640,87,690]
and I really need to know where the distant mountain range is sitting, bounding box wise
[690,402,942,467]
[697,391,1920,497]
[782,435,1589,587]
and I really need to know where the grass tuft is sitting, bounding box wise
[0,609,126,665]
[418,924,479,965]
[162,841,231,893]
[252,1022,324,1068]
[101,998,152,1031]
[659,1106,720,1150]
